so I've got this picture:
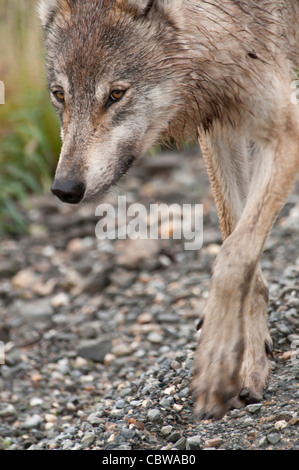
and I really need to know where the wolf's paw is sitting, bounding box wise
[192,336,272,419]
[238,338,272,405]
[192,331,244,419]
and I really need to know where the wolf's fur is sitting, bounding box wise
[39,0,299,418]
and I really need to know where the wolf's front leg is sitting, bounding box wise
[192,234,251,419]
[193,107,299,418]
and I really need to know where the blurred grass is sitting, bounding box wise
[0,0,60,236]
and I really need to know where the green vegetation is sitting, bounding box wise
[0,0,60,236]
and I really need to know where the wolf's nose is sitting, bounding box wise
[51,179,86,204]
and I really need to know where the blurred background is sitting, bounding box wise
[0,0,61,236]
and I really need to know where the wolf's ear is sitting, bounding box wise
[117,0,183,27]
[153,0,183,27]
[38,0,59,27]
[116,0,154,17]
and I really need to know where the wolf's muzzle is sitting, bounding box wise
[51,179,86,204]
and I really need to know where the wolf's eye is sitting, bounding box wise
[110,90,125,101]
[105,90,126,109]
[53,90,65,103]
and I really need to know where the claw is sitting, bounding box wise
[196,317,204,331]
[265,340,273,358]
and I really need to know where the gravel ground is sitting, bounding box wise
[0,148,298,451]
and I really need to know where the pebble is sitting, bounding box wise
[186,436,202,450]
[267,433,281,445]
[81,433,96,448]
[15,298,53,320]
[274,420,288,430]
[22,414,44,429]
[29,398,44,407]
[247,404,263,414]
[62,440,74,450]
[160,426,173,436]
[77,339,112,362]
[174,437,186,450]
[147,409,162,422]
[167,431,181,443]
[0,404,17,417]
[147,332,164,344]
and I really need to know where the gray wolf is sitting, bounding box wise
[38,0,299,419]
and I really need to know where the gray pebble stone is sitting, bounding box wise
[174,437,186,450]
[147,332,164,344]
[81,432,96,448]
[121,428,135,439]
[0,403,17,417]
[77,339,112,362]
[167,431,181,443]
[62,440,74,450]
[247,403,262,413]
[87,413,102,425]
[115,399,126,409]
[187,436,201,450]
[160,425,173,436]
[147,409,162,422]
[267,433,281,445]
[258,436,268,448]
[22,414,43,429]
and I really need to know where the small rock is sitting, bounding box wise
[267,433,281,445]
[167,432,181,443]
[274,420,288,431]
[116,239,160,270]
[83,265,111,295]
[203,437,223,449]
[11,269,37,289]
[121,428,135,439]
[0,403,17,417]
[112,343,132,357]
[159,396,174,410]
[0,260,19,279]
[276,323,291,336]
[160,425,173,437]
[81,433,96,448]
[45,414,57,423]
[137,312,154,324]
[247,403,262,414]
[258,436,268,448]
[186,436,201,450]
[173,437,186,450]
[243,417,255,427]
[30,398,44,407]
[62,440,74,450]
[115,399,126,409]
[51,292,70,308]
[147,332,164,344]
[0,324,10,343]
[15,298,53,321]
[22,414,44,429]
[147,409,162,422]
[109,269,137,288]
[77,339,112,362]
[87,413,102,425]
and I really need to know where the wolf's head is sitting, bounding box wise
[39,0,188,204]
